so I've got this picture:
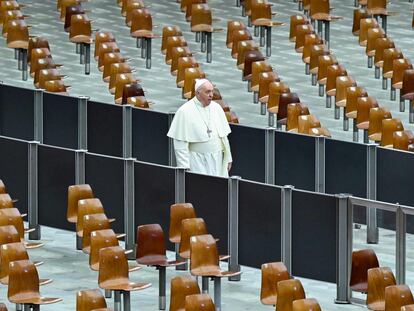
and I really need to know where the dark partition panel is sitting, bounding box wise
[0,137,28,214]
[43,93,78,149]
[0,84,34,140]
[291,190,337,283]
[275,131,315,191]
[239,180,281,268]
[377,148,414,232]
[228,124,265,182]
[87,101,123,157]
[85,153,124,233]
[185,173,228,253]
[325,139,367,224]
[132,108,169,165]
[38,145,75,230]
[134,162,175,248]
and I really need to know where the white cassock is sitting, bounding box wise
[167,97,232,177]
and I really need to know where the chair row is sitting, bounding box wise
[161,25,239,123]
[227,20,331,137]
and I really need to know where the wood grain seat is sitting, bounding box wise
[384,284,414,311]
[0,225,20,246]
[94,32,116,60]
[136,224,186,309]
[67,184,94,224]
[289,15,308,42]
[393,130,414,151]
[108,62,133,93]
[176,57,199,88]
[287,103,310,132]
[8,260,62,309]
[169,203,196,246]
[36,68,65,89]
[161,26,182,54]
[226,21,246,49]
[185,294,215,311]
[260,261,290,305]
[380,118,403,148]
[98,246,151,311]
[276,279,306,311]
[122,82,148,107]
[169,276,200,311]
[69,14,92,74]
[367,267,396,311]
[76,289,110,311]
[368,107,392,142]
[350,249,379,293]
[292,298,322,311]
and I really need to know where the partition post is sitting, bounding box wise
[77,96,88,150]
[168,112,176,167]
[28,141,40,240]
[34,89,43,143]
[396,206,406,284]
[75,150,86,184]
[265,128,275,184]
[122,105,133,158]
[174,167,187,269]
[335,193,352,304]
[124,158,135,259]
[315,136,326,193]
[366,144,378,244]
[281,185,294,273]
[228,176,241,281]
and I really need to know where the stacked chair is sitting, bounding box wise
[161,24,240,123]
[227,19,331,136]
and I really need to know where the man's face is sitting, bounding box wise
[196,82,214,106]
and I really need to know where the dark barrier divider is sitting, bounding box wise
[239,180,281,268]
[275,131,315,191]
[43,93,78,149]
[377,147,414,232]
[0,137,28,214]
[134,162,175,249]
[132,108,169,165]
[0,84,34,140]
[87,101,123,157]
[325,139,367,224]
[228,124,265,182]
[185,173,228,253]
[38,145,75,230]
[291,190,336,283]
[85,153,124,233]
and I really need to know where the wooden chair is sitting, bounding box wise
[260,261,290,305]
[325,64,347,108]
[76,198,111,241]
[6,19,29,80]
[97,42,121,71]
[391,58,412,106]
[76,289,110,311]
[36,68,65,89]
[94,32,116,60]
[59,0,80,20]
[136,224,186,310]
[350,249,379,293]
[0,242,44,285]
[2,10,25,38]
[356,96,379,143]
[230,29,252,58]
[8,260,62,309]
[30,47,53,77]
[289,15,308,42]
[121,0,145,17]
[161,26,182,54]
[169,203,196,245]
[0,225,20,246]
[185,0,207,22]
[169,276,201,311]
[310,0,342,48]
[276,279,306,311]
[67,184,94,224]
[32,59,62,86]
[250,60,273,100]
[226,21,246,48]
[359,18,378,47]
[366,0,394,32]
[316,54,337,95]
[294,24,314,53]
[183,67,206,99]
[380,118,404,148]
[401,69,414,123]
[44,80,70,94]
[368,107,392,143]
[165,36,188,65]
[64,4,85,32]
[365,27,385,68]
[382,48,403,90]
[352,9,369,36]
[171,46,193,75]
[243,50,265,81]
[258,71,279,111]
[102,53,129,82]
[287,103,310,132]
[384,285,414,311]
[292,298,322,311]
[190,234,241,310]
[345,86,368,141]
[236,40,259,70]
[98,246,151,311]
[335,75,356,126]
[185,294,215,311]
[393,130,414,152]
[114,73,138,104]
[176,57,199,88]
[267,81,291,124]
[69,14,93,74]
[0,208,43,249]
[367,266,396,310]
[373,37,395,79]
[108,62,133,93]
[122,83,148,107]
[308,44,329,85]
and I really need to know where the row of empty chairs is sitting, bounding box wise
[161,25,239,123]
[290,13,414,150]
[227,19,331,136]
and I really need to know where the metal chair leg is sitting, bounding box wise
[159,266,166,310]
[206,32,212,63]
[146,38,152,69]
[84,43,90,75]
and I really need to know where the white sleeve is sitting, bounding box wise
[222,136,232,163]
[174,139,190,168]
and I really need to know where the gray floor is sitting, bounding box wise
[0,223,398,311]
[0,0,413,142]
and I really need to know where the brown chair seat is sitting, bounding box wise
[67,184,94,224]
[391,59,412,90]
[102,52,128,82]
[335,76,356,108]
[76,289,108,311]
[308,44,329,75]
[292,298,322,311]
[352,9,369,35]
[267,81,290,113]
[276,279,306,311]
[171,46,192,75]
[36,68,64,89]
[230,29,252,58]
[76,198,107,237]
[251,60,273,92]
[130,8,156,38]
[345,86,368,119]
[176,57,199,88]
[6,19,29,49]
[183,67,206,99]
[367,266,397,310]
[373,37,394,68]
[258,71,279,103]
[401,69,414,100]
[243,50,265,81]
[350,249,379,293]
[276,92,300,123]
[122,83,147,107]
[226,21,246,48]
[44,80,70,94]
[294,24,314,53]
[359,18,379,47]
[384,285,414,311]
[236,40,259,70]
[316,54,337,84]
[108,62,133,93]
[382,48,403,79]
[161,26,182,54]
[185,294,215,311]
[368,108,392,142]
[356,96,379,130]
[287,103,310,132]
[260,261,290,305]
[82,213,119,254]
[393,130,414,151]
[0,225,21,246]
[325,64,347,97]
[302,34,324,64]
[165,36,188,65]
[169,276,200,311]
[381,118,404,148]
[97,42,121,71]
[289,15,308,42]
[169,203,196,244]
[69,14,92,44]
[94,31,116,60]
[64,4,85,32]
[114,73,138,104]
[27,37,50,65]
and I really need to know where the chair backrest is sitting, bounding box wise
[383,48,403,76]
[183,67,206,98]
[294,24,314,52]
[335,76,356,103]
[326,64,347,93]
[0,193,13,209]
[392,58,412,86]
[243,50,265,80]
[98,246,129,288]
[94,31,116,59]
[251,1,272,22]
[179,218,208,259]
[114,73,137,103]
[298,115,321,134]
[0,208,24,239]
[365,27,385,56]
[349,249,379,292]
[162,26,182,54]
[69,14,92,40]
[277,92,300,120]
[6,19,29,49]
[171,46,192,74]
[76,288,107,311]
[287,103,310,132]
[260,261,290,305]
[367,0,386,11]
[64,4,85,31]
[122,82,146,105]
[251,61,272,89]
[384,284,414,311]
[310,0,330,18]
[97,42,120,69]
[230,29,252,58]
[381,118,404,147]
[130,8,153,34]
[359,18,378,46]
[316,55,337,83]
[393,130,414,151]
[190,234,220,276]
[37,68,63,89]
[267,81,291,110]
[136,223,167,265]
[368,107,392,139]
[0,303,7,311]
[8,260,40,303]
[191,3,212,29]
[356,96,379,126]
[82,213,111,252]
[292,298,321,311]
[67,184,94,223]
[89,229,119,270]
[226,21,246,48]
[0,225,20,246]
[76,198,105,234]
[185,294,215,311]
[401,69,414,99]
[258,72,279,100]
[236,40,259,69]
[289,15,308,42]
[374,37,395,66]
[0,242,28,284]
[166,36,188,65]
[309,45,330,73]
[276,279,306,311]
[169,276,201,311]
[345,86,368,116]
[176,57,199,87]
[367,266,397,309]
